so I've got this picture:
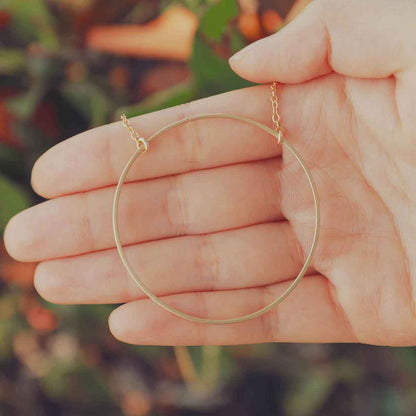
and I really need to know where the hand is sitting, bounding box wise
[5,0,416,346]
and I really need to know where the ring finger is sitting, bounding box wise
[34,222,315,304]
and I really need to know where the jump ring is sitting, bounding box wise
[137,137,149,152]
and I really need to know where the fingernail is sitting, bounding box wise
[229,37,267,62]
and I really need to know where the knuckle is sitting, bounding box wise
[175,101,205,167]
[165,174,188,235]
[197,235,221,291]
[81,193,97,252]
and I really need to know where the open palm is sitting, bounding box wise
[5,0,416,346]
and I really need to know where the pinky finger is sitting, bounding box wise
[108,275,356,346]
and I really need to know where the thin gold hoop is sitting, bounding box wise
[113,113,320,325]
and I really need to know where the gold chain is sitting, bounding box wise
[120,114,149,152]
[270,81,283,144]
[121,84,282,148]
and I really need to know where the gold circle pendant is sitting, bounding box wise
[113,113,320,325]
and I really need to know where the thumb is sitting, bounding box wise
[229,0,416,84]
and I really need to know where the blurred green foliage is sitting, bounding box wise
[0,174,29,231]
[1,0,416,415]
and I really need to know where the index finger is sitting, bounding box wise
[31,84,288,198]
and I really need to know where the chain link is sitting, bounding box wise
[120,113,149,152]
[270,81,283,144]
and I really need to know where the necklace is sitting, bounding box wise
[113,82,320,325]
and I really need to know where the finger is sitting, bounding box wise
[31,85,282,198]
[5,158,283,261]
[108,275,355,345]
[34,222,314,304]
[229,0,416,83]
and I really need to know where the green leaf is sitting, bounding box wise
[26,54,61,79]
[161,0,206,14]
[285,369,335,416]
[229,29,247,54]
[189,34,252,96]
[0,49,26,74]
[3,0,60,50]
[0,174,30,232]
[116,81,196,119]
[41,359,117,409]
[61,81,111,127]
[6,81,45,120]
[0,314,23,361]
[0,143,25,179]
[199,0,238,41]
[6,56,59,120]
[0,294,22,361]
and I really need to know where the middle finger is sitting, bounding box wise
[7,157,283,261]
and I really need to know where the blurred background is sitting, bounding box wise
[1,0,416,415]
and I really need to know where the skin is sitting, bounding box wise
[4,0,416,346]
